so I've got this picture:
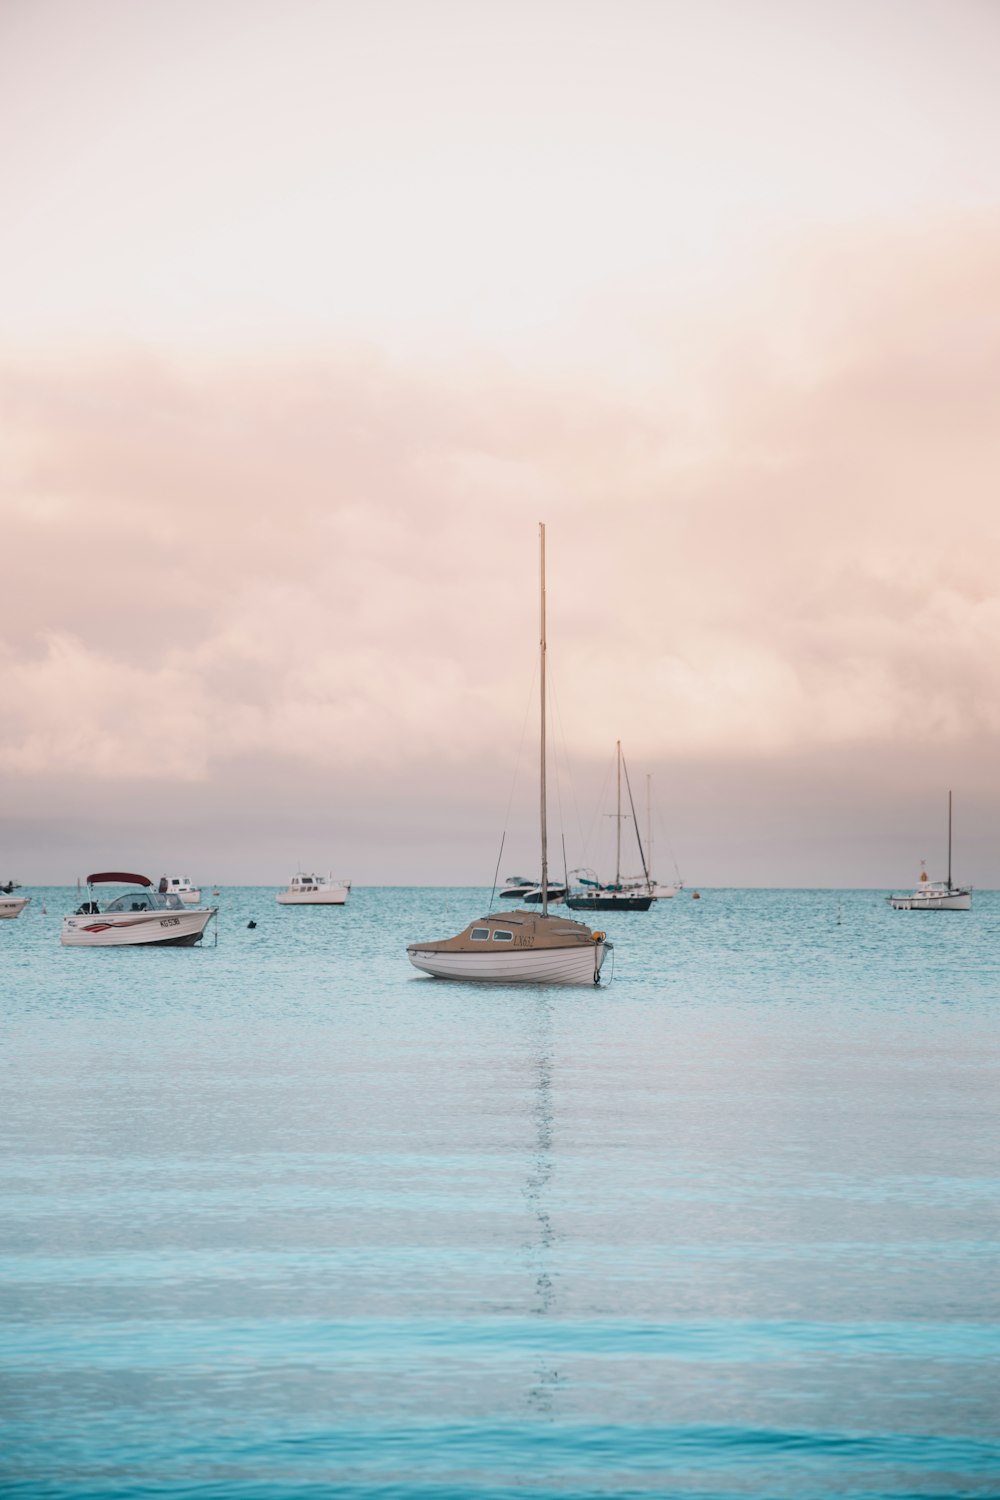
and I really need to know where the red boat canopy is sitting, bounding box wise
[85,871,152,887]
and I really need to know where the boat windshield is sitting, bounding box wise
[104,890,185,913]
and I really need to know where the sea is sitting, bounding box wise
[2,886,999,1499]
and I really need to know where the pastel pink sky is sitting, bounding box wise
[2,0,1000,885]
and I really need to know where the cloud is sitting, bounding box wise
[2,216,1000,886]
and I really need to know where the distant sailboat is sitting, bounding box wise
[566,742,654,912]
[888,791,972,911]
[643,773,683,899]
[406,525,612,984]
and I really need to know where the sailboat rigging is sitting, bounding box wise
[566,742,655,912]
[406,526,612,983]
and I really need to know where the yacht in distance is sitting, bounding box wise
[276,873,351,906]
[888,792,971,911]
[162,875,202,905]
[521,882,568,903]
[566,742,654,912]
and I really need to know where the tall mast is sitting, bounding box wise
[647,773,653,892]
[539,523,548,917]
[615,739,622,888]
[947,789,952,890]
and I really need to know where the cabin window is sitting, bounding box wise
[492,930,514,943]
[470,927,490,941]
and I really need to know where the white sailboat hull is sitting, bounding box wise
[0,896,30,919]
[61,908,217,947]
[888,888,971,911]
[407,941,609,985]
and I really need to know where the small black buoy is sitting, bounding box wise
[247,920,257,929]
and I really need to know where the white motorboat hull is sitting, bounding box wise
[178,889,202,905]
[888,889,971,911]
[61,908,217,947]
[650,883,680,899]
[407,941,609,985]
[0,896,30,919]
[277,888,349,905]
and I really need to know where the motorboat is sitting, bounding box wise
[61,872,218,947]
[1,878,22,893]
[276,873,351,905]
[888,792,972,912]
[498,875,537,899]
[0,894,30,919]
[522,883,568,903]
[565,742,654,913]
[407,524,611,985]
[162,875,202,905]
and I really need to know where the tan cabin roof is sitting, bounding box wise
[411,908,605,954]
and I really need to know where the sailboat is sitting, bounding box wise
[643,773,683,899]
[406,526,612,984]
[888,791,972,911]
[566,741,654,912]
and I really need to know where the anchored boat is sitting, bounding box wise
[888,792,972,912]
[163,875,203,905]
[407,524,611,984]
[566,741,654,912]
[62,873,218,947]
[276,873,351,905]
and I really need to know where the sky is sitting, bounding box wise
[2,0,1000,886]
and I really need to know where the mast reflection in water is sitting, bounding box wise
[524,995,565,1417]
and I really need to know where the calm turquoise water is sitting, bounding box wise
[3,887,1000,1498]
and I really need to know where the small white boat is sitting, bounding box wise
[407,523,612,985]
[162,875,202,905]
[522,883,568,903]
[276,873,351,906]
[0,894,30,919]
[889,879,971,912]
[62,872,218,947]
[888,792,972,912]
[498,875,537,900]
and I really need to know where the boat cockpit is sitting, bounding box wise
[74,889,186,915]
